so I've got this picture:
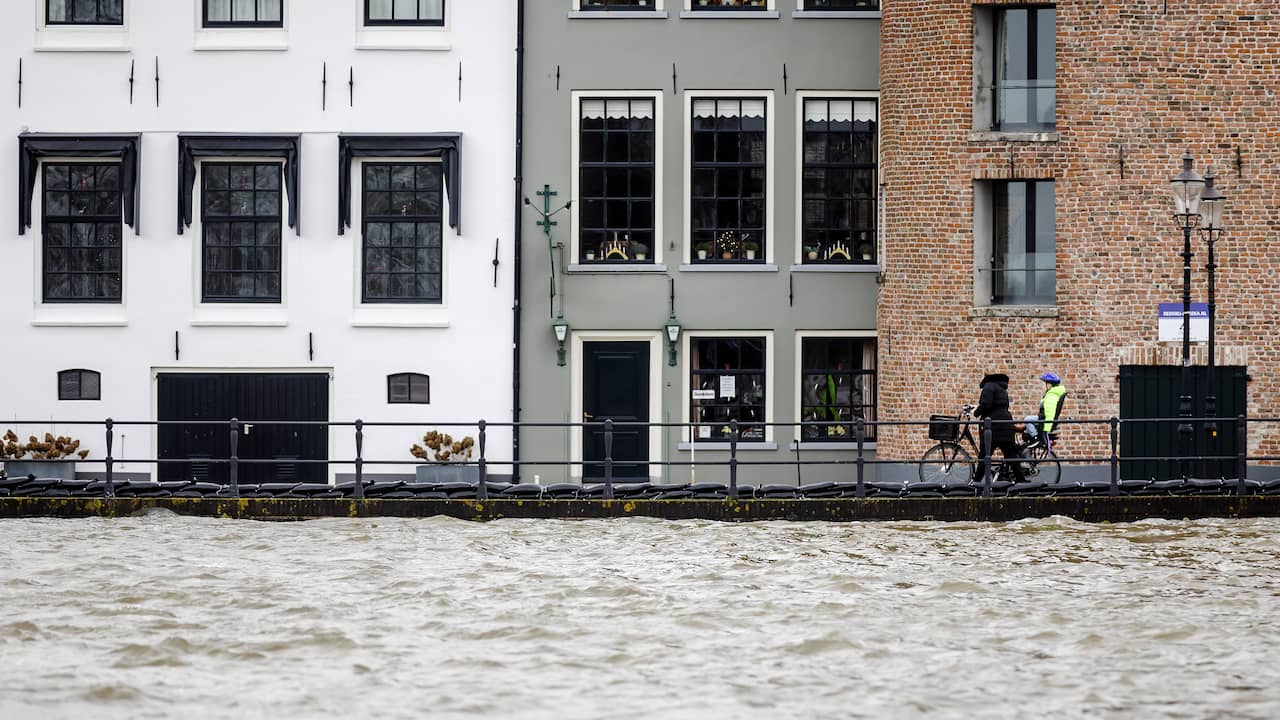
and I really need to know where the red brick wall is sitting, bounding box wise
[878,0,1280,462]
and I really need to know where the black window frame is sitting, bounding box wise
[200,162,284,304]
[201,0,284,28]
[993,6,1056,131]
[58,369,102,401]
[689,336,767,443]
[363,0,445,26]
[801,98,878,265]
[361,162,445,304]
[42,162,124,304]
[802,0,878,9]
[45,0,123,25]
[578,97,657,265]
[988,179,1056,305]
[690,97,768,264]
[387,373,430,404]
[579,0,658,9]
[799,337,878,443]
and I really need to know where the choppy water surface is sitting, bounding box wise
[1,514,1278,720]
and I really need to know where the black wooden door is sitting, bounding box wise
[158,373,329,484]
[1119,365,1247,481]
[583,342,649,479]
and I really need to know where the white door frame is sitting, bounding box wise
[569,332,663,480]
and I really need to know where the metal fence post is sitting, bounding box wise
[477,420,488,500]
[354,419,364,501]
[603,419,614,500]
[1237,414,1248,495]
[728,419,739,500]
[104,418,115,498]
[228,418,240,497]
[981,416,993,498]
[855,417,866,498]
[1109,416,1120,496]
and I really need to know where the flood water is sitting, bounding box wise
[1,513,1278,719]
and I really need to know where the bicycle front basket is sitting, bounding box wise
[928,414,961,442]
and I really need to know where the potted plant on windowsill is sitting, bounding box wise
[857,241,874,262]
[718,231,740,260]
[633,243,649,261]
[411,430,478,484]
[1,430,89,481]
[804,244,820,261]
[743,241,759,261]
[695,241,712,261]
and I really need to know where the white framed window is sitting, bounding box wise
[794,90,879,268]
[355,0,450,50]
[571,0,666,15]
[680,330,775,445]
[189,158,290,326]
[569,90,664,270]
[682,90,774,268]
[682,0,777,17]
[36,0,131,51]
[349,158,452,327]
[794,331,877,446]
[194,0,289,51]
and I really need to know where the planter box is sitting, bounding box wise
[4,460,76,481]
[415,464,480,485]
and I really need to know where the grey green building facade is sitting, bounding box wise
[519,1,882,485]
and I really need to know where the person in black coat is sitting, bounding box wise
[973,373,1026,482]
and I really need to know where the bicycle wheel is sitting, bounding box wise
[1023,443,1060,484]
[919,442,974,484]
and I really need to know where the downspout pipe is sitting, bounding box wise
[512,0,525,482]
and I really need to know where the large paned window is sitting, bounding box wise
[46,0,123,24]
[995,7,1055,130]
[691,98,766,263]
[803,0,877,8]
[201,163,282,303]
[689,0,767,8]
[203,0,283,26]
[365,0,444,25]
[58,369,101,401]
[802,98,877,264]
[987,180,1055,305]
[580,0,657,8]
[579,98,655,264]
[362,163,443,303]
[690,337,766,442]
[42,164,123,303]
[800,337,877,442]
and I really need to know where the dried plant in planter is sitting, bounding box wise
[0,430,90,461]
[410,430,475,463]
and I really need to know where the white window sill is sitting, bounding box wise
[355,28,451,51]
[679,263,778,272]
[34,28,131,52]
[791,10,881,19]
[969,305,1059,319]
[31,306,128,327]
[567,10,668,19]
[568,263,668,273]
[789,263,879,273]
[351,306,449,328]
[191,307,289,327]
[968,130,1059,143]
[194,29,289,51]
[789,441,878,451]
[678,442,778,451]
[680,10,780,19]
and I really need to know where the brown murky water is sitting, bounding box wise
[1,512,1278,719]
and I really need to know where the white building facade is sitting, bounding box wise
[2,0,516,483]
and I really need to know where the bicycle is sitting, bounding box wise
[918,405,1061,484]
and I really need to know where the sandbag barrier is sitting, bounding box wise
[2,475,1278,501]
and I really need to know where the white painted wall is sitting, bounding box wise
[1,0,516,480]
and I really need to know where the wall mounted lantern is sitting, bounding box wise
[552,314,570,367]
[664,314,682,367]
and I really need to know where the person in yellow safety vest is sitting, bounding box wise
[1038,372,1067,438]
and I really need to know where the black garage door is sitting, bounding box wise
[1119,365,1246,482]
[158,373,329,484]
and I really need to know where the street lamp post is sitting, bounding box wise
[1198,172,1226,451]
[1169,152,1204,478]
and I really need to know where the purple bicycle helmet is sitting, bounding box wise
[1039,372,1060,383]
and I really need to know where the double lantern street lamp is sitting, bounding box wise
[1168,152,1227,476]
